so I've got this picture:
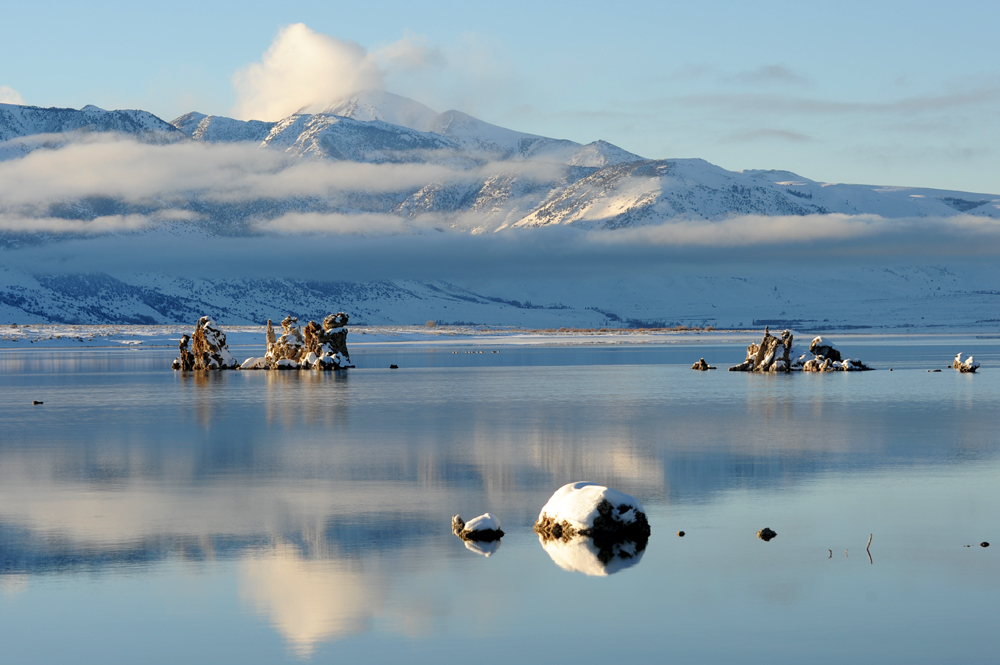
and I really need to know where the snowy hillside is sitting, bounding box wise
[3,260,1000,331]
[0,103,180,142]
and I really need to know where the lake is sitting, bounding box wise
[1,336,998,664]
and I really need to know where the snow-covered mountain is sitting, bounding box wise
[0,102,183,159]
[2,93,1000,326]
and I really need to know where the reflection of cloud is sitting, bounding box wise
[0,574,29,594]
[239,545,386,657]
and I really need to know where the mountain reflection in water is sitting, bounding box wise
[1,342,999,663]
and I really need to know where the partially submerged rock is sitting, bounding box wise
[262,314,353,371]
[953,353,980,373]
[729,329,873,372]
[534,482,650,570]
[808,336,842,362]
[795,335,873,371]
[729,327,794,373]
[757,527,777,542]
[691,358,716,370]
[452,513,505,542]
[172,317,239,370]
[172,334,194,371]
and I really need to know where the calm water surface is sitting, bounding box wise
[1,338,998,664]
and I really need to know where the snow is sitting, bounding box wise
[462,513,502,533]
[537,481,644,532]
[954,352,980,371]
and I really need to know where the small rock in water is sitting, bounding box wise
[390,364,399,369]
[982,542,990,548]
[691,358,715,371]
[953,353,980,373]
[677,531,686,537]
[32,400,43,405]
[452,513,504,542]
[757,527,777,542]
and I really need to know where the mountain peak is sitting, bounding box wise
[322,90,439,132]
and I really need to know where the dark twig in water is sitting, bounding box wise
[828,549,832,558]
[867,533,873,565]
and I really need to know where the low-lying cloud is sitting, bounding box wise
[3,135,1000,283]
[0,135,565,220]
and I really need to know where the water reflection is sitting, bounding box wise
[239,544,386,657]
[2,344,1000,661]
[463,539,501,557]
[539,536,645,576]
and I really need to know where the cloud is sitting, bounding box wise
[0,135,566,211]
[730,65,809,87]
[0,212,169,234]
[676,86,1000,116]
[8,211,1000,285]
[0,86,25,105]
[232,24,384,121]
[374,31,445,72]
[231,24,447,122]
[729,129,813,143]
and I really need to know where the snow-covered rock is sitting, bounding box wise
[265,316,304,369]
[240,357,267,370]
[263,313,353,370]
[171,317,239,370]
[809,336,841,362]
[729,327,794,372]
[452,513,505,542]
[533,481,650,547]
[953,352,980,373]
[792,335,874,371]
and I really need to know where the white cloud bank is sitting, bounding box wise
[231,24,444,121]
[0,86,25,105]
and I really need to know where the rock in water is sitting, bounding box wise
[534,482,650,574]
[171,334,194,370]
[757,527,777,541]
[808,336,842,362]
[729,327,794,373]
[264,313,353,370]
[452,513,505,542]
[172,318,239,370]
[691,358,716,370]
[953,353,980,373]
[265,316,304,369]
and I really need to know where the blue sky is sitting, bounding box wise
[2,0,998,192]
